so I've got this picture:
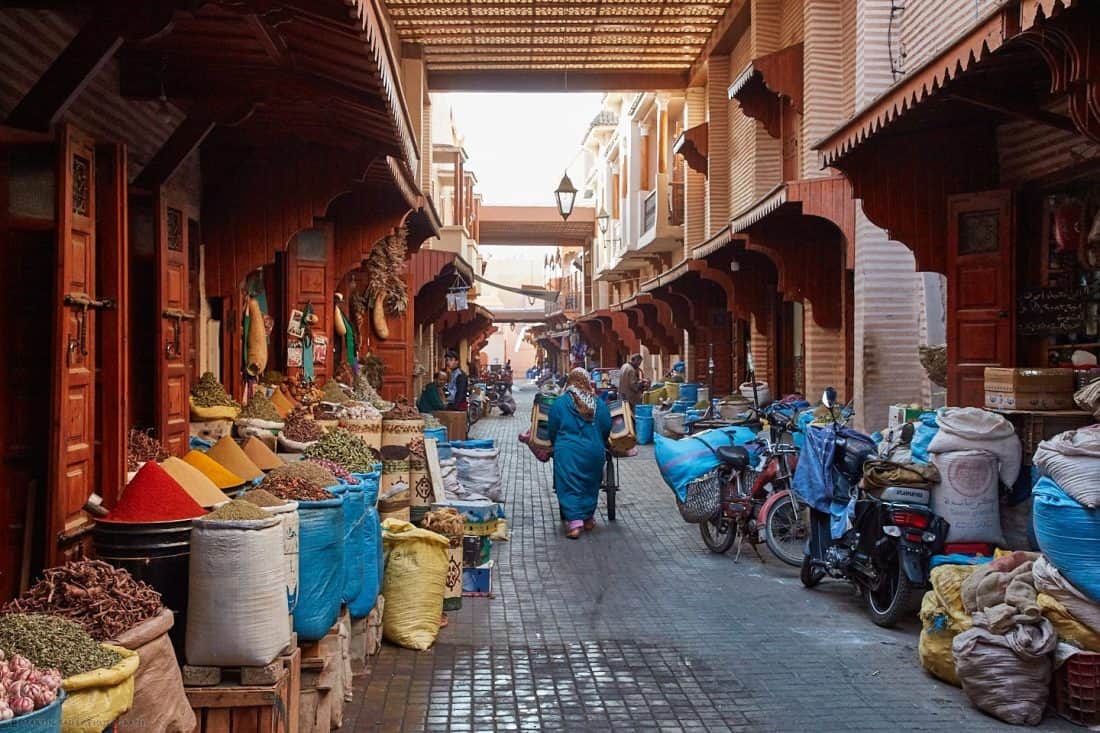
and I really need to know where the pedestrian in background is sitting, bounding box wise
[417,371,448,413]
[618,353,645,407]
[444,350,469,411]
[548,368,612,539]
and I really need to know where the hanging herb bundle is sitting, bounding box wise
[191,372,240,409]
[362,355,385,392]
[364,229,409,317]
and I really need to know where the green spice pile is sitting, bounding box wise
[283,408,324,443]
[260,474,335,502]
[0,614,121,678]
[239,393,283,422]
[239,489,286,508]
[200,500,274,522]
[3,561,162,641]
[191,372,240,409]
[321,380,352,404]
[303,428,378,472]
[126,429,168,471]
[269,461,338,488]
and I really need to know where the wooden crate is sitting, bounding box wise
[994,408,1095,463]
[188,647,300,733]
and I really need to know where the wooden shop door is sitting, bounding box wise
[155,190,194,456]
[947,190,1014,407]
[49,125,101,565]
[286,226,334,383]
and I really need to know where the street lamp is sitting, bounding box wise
[597,205,610,234]
[554,172,577,221]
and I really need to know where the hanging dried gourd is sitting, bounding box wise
[245,296,267,377]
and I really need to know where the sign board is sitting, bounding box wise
[1017,287,1087,336]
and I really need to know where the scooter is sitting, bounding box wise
[800,387,948,627]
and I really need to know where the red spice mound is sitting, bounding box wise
[105,461,206,522]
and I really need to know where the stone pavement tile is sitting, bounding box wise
[340,387,1073,732]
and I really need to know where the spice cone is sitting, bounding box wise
[183,450,245,490]
[207,436,264,481]
[243,436,284,471]
[160,456,229,508]
[106,461,205,522]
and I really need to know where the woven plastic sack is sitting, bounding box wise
[293,497,345,641]
[348,505,382,618]
[187,516,290,666]
[189,399,239,421]
[1034,476,1100,602]
[61,645,138,733]
[918,590,964,686]
[1075,377,1100,419]
[1037,593,1100,652]
[112,609,194,733]
[1033,425,1100,508]
[952,615,1057,726]
[930,450,1005,546]
[331,484,366,604]
[451,447,502,502]
[381,519,449,651]
[654,425,757,500]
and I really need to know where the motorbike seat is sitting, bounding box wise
[716,445,751,469]
[879,486,931,505]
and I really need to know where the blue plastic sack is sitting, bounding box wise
[450,439,494,449]
[347,506,381,618]
[293,497,345,641]
[910,411,939,464]
[655,426,757,500]
[929,554,994,569]
[330,484,365,604]
[425,426,448,446]
[1034,477,1100,602]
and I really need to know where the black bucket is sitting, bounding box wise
[93,518,193,660]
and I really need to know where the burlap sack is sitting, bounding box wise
[112,609,195,733]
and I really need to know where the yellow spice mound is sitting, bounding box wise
[183,450,245,490]
[160,456,229,508]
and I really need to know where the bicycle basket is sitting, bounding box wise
[677,471,722,523]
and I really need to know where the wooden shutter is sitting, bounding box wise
[49,124,97,564]
[155,190,192,456]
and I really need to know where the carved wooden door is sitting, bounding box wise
[155,191,192,456]
[947,190,1014,407]
[49,124,98,564]
[286,226,333,383]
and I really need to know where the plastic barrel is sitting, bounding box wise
[636,416,655,445]
[634,404,653,418]
[93,519,193,659]
[679,383,700,403]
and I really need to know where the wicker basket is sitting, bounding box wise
[677,471,722,523]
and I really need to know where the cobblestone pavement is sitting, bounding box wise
[344,386,1071,732]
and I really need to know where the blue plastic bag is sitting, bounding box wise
[655,426,757,500]
[910,411,939,464]
[1033,477,1100,603]
[330,483,366,604]
[347,506,381,618]
[293,497,345,641]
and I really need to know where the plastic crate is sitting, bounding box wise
[1054,650,1100,727]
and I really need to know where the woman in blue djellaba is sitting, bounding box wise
[548,368,612,539]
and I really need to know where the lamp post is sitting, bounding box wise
[597,205,610,234]
[554,172,577,221]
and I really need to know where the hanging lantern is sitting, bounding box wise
[554,171,578,221]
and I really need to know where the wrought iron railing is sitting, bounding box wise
[643,190,657,234]
[668,181,685,226]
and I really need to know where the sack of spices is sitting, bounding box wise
[112,610,194,733]
[186,502,289,667]
[381,519,448,651]
[60,645,139,733]
[293,496,346,641]
[348,473,382,619]
[330,484,366,605]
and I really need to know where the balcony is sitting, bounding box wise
[637,172,684,254]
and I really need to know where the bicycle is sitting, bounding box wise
[602,449,619,522]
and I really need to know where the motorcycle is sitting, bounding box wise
[800,387,948,627]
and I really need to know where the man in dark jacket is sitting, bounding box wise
[444,350,469,411]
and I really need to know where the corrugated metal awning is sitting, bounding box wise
[691,225,735,259]
[730,184,788,233]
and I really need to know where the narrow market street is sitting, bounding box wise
[344,387,1061,733]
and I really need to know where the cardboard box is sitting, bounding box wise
[462,561,493,596]
[888,404,924,429]
[984,367,1076,411]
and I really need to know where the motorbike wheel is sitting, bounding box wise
[699,516,736,554]
[800,555,825,588]
[763,494,810,567]
[863,553,916,628]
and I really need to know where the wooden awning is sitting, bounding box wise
[673,122,708,176]
[815,0,1084,166]
[728,43,803,138]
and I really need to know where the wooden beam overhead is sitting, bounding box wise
[688,0,751,86]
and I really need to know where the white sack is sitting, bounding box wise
[452,447,503,502]
[929,407,1021,486]
[1033,555,1100,634]
[931,450,1005,546]
[952,613,1057,726]
[1033,425,1100,508]
[187,517,290,666]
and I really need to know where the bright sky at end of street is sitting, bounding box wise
[432,92,604,208]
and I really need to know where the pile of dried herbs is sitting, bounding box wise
[3,561,162,641]
[269,461,338,489]
[283,408,324,443]
[303,428,378,472]
[126,429,168,472]
[239,489,286,508]
[191,372,240,409]
[260,474,335,502]
[239,392,283,422]
[0,614,121,678]
[320,380,351,404]
[200,500,274,522]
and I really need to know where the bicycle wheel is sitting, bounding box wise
[603,455,618,521]
[764,493,811,567]
[700,516,736,554]
[605,485,617,521]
